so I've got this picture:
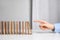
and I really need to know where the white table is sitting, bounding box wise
[0,33,60,40]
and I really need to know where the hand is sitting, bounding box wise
[34,20,54,31]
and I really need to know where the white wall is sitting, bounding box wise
[0,0,31,21]
[32,0,50,32]
[32,0,60,32]
[58,0,60,22]
[49,0,58,23]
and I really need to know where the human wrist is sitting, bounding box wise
[51,24,55,31]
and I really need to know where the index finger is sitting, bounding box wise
[33,20,48,24]
[33,20,41,23]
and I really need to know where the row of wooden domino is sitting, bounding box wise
[0,21,32,34]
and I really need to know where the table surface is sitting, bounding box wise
[0,32,60,40]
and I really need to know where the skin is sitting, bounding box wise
[34,20,55,31]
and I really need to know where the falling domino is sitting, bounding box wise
[12,21,15,34]
[16,21,19,34]
[0,21,2,34]
[25,21,28,34]
[9,21,11,34]
[22,21,24,34]
[19,21,21,34]
[1,21,3,34]
[3,21,6,34]
[6,21,9,34]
